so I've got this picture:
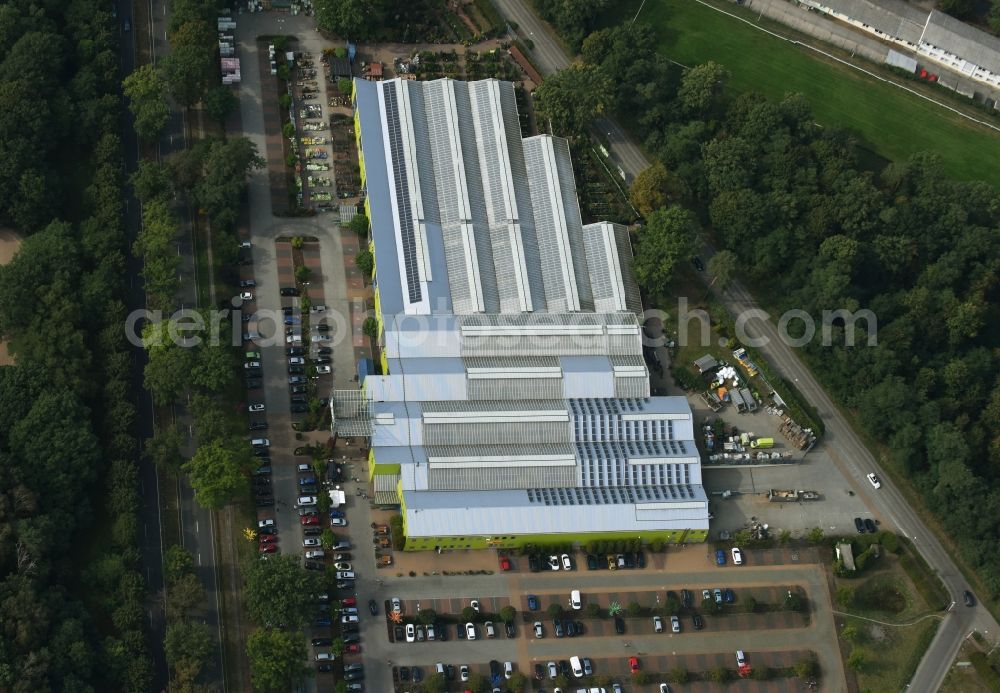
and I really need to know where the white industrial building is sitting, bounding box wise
[333,77,710,550]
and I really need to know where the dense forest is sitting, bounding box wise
[0,0,152,690]
[541,22,1000,594]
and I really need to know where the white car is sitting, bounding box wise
[391,597,402,613]
[330,517,347,526]
[405,623,416,642]
[310,304,327,313]
[288,356,305,365]
[547,555,560,570]
[257,519,274,529]
[736,650,747,667]
[311,334,331,343]
[250,438,269,447]
[336,571,355,580]
[314,652,333,661]
[297,463,312,473]
[867,472,882,489]
[244,361,261,369]
[297,495,317,506]
[547,661,558,678]
[239,291,253,301]
[731,547,743,565]
[305,550,324,559]
[286,333,302,344]
[653,615,663,632]
[671,615,681,633]
[561,553,572,570]
[470,600,480,612]
[504,661,513,679]
[465,622,477,640]
[302,538,320,547]
[660,684,670,693]
[316,365,332,374]
[334,562,352,571]
[570,590,581,609]
[533,621,544,638]
[249,403,265,412]
[460,665,470,681]
[340,614,359,624]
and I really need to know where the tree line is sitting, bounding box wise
[0,1,156,689]
[539,21,1000,597]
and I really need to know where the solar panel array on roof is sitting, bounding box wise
[382,82,423,304]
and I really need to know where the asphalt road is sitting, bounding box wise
[131,0,226,688]
[117,0,168,688]
[720,280,999,692]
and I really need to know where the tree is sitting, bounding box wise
[668,667,689,683]
[806,527,825,544]
[195,137,264,229]
[165,572,206,621]
[315,0,374,39]
[784,591,806,612]
[708,249,738,292]
[246,628,310,692]
[182,438,252,508]
[534,0,609,49]
[627,600,643,616]
[123,65,170,139]
[419,673,447,693]
[630,162,680,216]
[355,249,373,278]
[507,671,528,692]
[751,665,772,680]
[142,321,194,404]
[131,161,173,203]
[677,61,729,116]
[417,608,437,625]
[204,85,239,126]
[533,64,612,137]
[847,648,866,671]
[243,555,324,629]
[836,586,855,608]
[991,2,1000,34]
[347,212,369,237]
[148,424,186,472]
[295,265,311,283]
[585,603,602,618]
[631,206,700,293]
[362,317,379,339]
[163,544,195,584]
[162,20,217,106]
[743,596,757,613]
[937,0,976,19]
[795,654,819,679]
[165,621,214,681]
[461,606,477,622]
[547,603,564,619]
[708,666,731,682]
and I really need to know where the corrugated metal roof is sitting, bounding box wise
[801,0,927,43]
[403,484,709,536]
[374,473,400,505]
[924,10,1000,75]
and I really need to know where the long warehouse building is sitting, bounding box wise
[334,76,710,550]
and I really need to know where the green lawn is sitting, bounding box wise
[617,0,1000,186]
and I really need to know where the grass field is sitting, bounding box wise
[613,0,1000,186]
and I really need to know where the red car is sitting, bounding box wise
[345,643,361,654]
[628,656,640,673]
[300,515,320,526]
[259,543,277,553]
[258,534,277,543]
[341,597,357,607]
[499,556,511,571]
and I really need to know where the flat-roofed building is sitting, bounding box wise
[336,77,709,550]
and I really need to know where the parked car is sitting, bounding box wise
[715,549,726,566]
[527,594,539,610]
[561,553,573,570]
[864,518,876,533]
[653,615,663,632]
[731,547,743,565]
[465,622,477,640]
[692,613,704,629]
[671,615,681,633]
[280,287,300,296]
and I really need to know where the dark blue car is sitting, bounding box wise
[715,549,726,566]
[527,594,539,610]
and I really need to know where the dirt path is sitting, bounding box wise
[0,228,22,366]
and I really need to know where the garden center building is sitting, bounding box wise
[332,76,710,550]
